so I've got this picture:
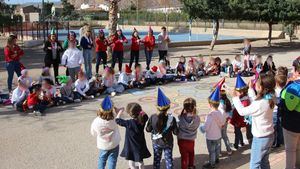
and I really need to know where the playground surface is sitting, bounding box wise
[0,38,298,169]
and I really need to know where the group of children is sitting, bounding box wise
[89,56,294,169]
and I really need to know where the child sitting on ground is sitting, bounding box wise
[87,74,104,97]
[18,69,33,88]
[102,67,124,97]
[254,55,263,74]
[205,57,215,75]
[220,58,233,78]
[90,96,121,169]
[118,64,133,90]
[175,56,186,81]
[57,75,81,103]
[196,55,206,76]
[205,57,220,76]
[177,98,200,169]
[145,66,159,86]
[12,80,29,111]
[200,87,224,168]
[38,67,54,84]
[232,55,244,75]
[262,55,277,74]
[131,64,146,89]
[116,103,151,169]
[158,60,175,84]
[186,59,197,81]
[42,78,59,107]
[26,83,47,116]
[75,71,93,100]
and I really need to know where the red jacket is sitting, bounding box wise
[230,95,250,128]
[143,35,155,51]
[4,45,24,62]
[95,38,108,52]
[131,37,140,51]
[27,93,39,107]
[112,36,128,51]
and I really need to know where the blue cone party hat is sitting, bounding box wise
[50,28,56,35]
[208,86,220,103]
[157,88,171,111]
[235,74,248,91]
[101,96,113,112]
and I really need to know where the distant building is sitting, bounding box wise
[14,5,41,22]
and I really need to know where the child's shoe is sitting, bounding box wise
[111,92,116,97]
[227,150,233,155]
[34,111,42,116]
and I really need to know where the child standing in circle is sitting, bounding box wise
[116,103,151,169]
[146,88,178,169]
[177,98,200,169]
[90,96,122,169]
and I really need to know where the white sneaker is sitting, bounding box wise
[90,95,95,99]
[111,92,116,97]
[74,99,81,103]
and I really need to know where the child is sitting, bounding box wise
[254,55,263,74]
[146,88,178,169]
[230,73,276,169]
[102,67,124,96]
[177,98,200,169]
[129,28,141,69]
[87,74,104,97]
[272,74,287,148]
[230,75,251,149]
[145,66,159,86]
[116,103,151,169]
[232,55,244,75]
[131,64,146,89]
[158,60,175,84]
[27,83,47,116]
[220,58,233,78]
[118,64,133,90]
[42,78,59,107]
[12,80,29,111]
[57,75,81,103]
[38,67,54,84]
[61,41,84,82]
[75,71,93,99]
[18,69,33,88]
[200,87,224,169]
[175,56,186,81]
[277,66,288,76]
[196,55,206,76]
[186,59,197,81]
[90,96,121,169]
[262,55,277,74]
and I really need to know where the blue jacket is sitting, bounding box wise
[80,36,93,49]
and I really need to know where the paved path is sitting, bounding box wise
[0,39,298,169]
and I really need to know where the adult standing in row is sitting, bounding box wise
[4,34,24,93]
[95,29,109,74]
[80,29,94,79]
[129,28,141,69]
[111,29,128,73]
[143,27,155,70]
[43,29,63,84]
[63,31,80,76]
[157,26,170,63]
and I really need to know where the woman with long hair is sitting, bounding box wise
[111,29,128,73]
[95,29,109,73]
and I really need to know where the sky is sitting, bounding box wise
[5,0,60,4]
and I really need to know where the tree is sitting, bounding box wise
[107,0,121,36]
[61,0,75,19]
[43,2,54,18]
[182,0,230,50]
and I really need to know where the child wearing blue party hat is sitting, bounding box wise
[200,86,225,169]
[230,74,253,149]
[146,88,178,169]
[90,96,123,169]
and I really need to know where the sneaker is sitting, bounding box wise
[34,111,42,116]
[111,92,116,97]
[89,95,95,99]
[233,144,239,150]
[216,159,220,164]
[240,142,245,147]
[202,162,215,169]
[62,101,67,105]
[74,99,81,103]
[227,150,233,155]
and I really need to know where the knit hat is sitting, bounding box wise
[69,31,76,38]
[157,88,170,111]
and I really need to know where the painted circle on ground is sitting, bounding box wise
[138,96,156,103]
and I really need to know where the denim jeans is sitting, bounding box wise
[6,61,22,91]
[111,51,123,72]
[68,66,80,83]
[83,49,92,79]
[144,50,153,70]
[283,128,300,169]
[96,51,107,73]
[153,143,173,169]
[206,139,221,165]
[98,145,119,169]
[250,134,274,169]
[221,122,232,152]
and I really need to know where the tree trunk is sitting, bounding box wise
[268,22,272,47]
[107,0,119,60]
[210,19,219,50]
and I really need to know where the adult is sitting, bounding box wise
[280,63,300,169]
[4,34,24,92]
[111,29,128,73]
[129,28,141,69]
[80,29,94,79]
[142,27,155,70]
[157,26,170,62]
[43,29,63,84]
[95,29,109,74]
[79,23,89,41]
[63,31,80,50]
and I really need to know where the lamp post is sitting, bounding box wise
[136,0,138,24]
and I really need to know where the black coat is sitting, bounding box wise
[43,40,63,64]
[116,115,151,162]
